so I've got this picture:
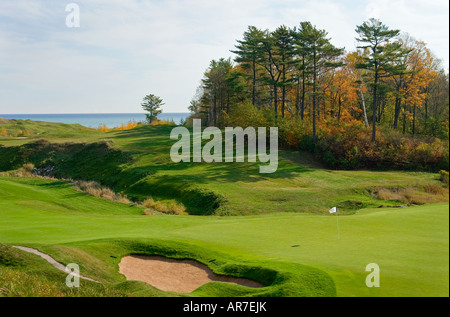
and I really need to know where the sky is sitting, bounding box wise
[0,0,448,114]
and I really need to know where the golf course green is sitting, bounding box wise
[0,121,448,297]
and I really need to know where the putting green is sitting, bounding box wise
[0,177,448,296]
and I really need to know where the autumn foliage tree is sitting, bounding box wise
[187,19,449,171]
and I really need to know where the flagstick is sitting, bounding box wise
[329,207,340,239]
[335,212,340,240]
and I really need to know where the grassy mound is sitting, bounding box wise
[0,119,95,140]
[0,121,447,216]
[0,244,127,297]
[0,240,336,297]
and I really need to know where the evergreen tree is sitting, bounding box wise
[355,18,403,141]
[258,29,282,118]
[298,22,344,143]
[201,58,234,126]
[141,94,163,124]
[273,25,296,118]
[231,26,265,107]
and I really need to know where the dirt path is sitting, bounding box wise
[118,255,264,293]
[12,246,100,283]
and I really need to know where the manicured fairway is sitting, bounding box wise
[0,177,447,296]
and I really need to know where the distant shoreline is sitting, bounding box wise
[0,112,189,115]
[0,113,191,128]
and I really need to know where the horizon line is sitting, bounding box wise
[0,112,191,115]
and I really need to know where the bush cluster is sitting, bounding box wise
[309,122,449,171]
[223,103,449,171]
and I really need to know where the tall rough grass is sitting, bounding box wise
[150,118,175,126]
[1,163,190,215]
[141,197,186,215]
[96,121,141,132]
[0,163,36,177]
[439,170,449,186]
[0,268,65,297]
[372,185,449,205]
[72,180,131,204]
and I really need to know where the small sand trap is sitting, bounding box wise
[118,255,264,293]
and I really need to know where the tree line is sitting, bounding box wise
[188,18,448,144]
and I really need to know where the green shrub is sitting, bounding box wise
[439,170,449,186]
[0,127,8,137]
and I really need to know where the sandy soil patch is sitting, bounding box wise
[118,255,264,293]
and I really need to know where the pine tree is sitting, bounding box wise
[355,18,403,141]
[141,94,163,124]
[298,22,344,143]
[273,25,296,118]
[231,26,265,108]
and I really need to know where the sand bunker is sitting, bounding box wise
[118,255,264,293]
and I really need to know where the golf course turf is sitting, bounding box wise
[0,122,448,297]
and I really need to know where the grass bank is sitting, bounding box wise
[0,122,447,216]
[0,177,447,296]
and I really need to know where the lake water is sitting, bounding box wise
[0,113,191,128]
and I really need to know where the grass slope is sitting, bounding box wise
[0,119,100,144]
[0,177,448,296]
[0,123,447,216]
[0,121,448,297]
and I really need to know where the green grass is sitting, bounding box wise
[0,120,448,297]
[0,119,102,144]
[0,123,447,216]
[0,177,448,296]
[0,243,131,297]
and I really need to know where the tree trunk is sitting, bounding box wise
[372,65,378,142]
[295,77,300,115]
[359,83,369,128]
[312,50,317,143]
[211,96,216,126]
[273,83,278,119]
[338,93,342,122]
[252,58,257,107]
[402,103,407,133]
[393,95,401,129]
[301,65,306,120]
[281,56,286,118]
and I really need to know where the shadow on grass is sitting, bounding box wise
[0,125,322,215]
[36,181,72,189]
[111,125,319,184]
[63,192,89,199]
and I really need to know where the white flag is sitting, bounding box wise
[329,207,337,214]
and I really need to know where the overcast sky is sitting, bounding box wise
[0,0,448,114]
